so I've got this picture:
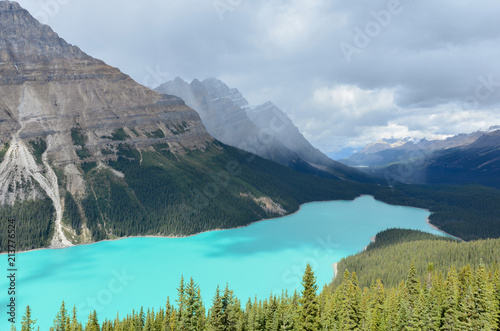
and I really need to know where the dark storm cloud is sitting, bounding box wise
[15,0,500,151]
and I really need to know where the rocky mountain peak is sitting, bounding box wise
[0,0,21,10]
[0,1,88,62]
[201,77,249,108]
[0,2,211,209]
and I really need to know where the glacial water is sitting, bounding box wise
[0,196,446,330]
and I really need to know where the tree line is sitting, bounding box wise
[12,261,500,331]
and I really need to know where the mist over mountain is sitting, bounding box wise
[156,77,374,182]
[326,147,358,161]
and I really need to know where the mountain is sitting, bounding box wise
[341,132,484,167]
[326,147,358,160]
[155,77,280,160]
[410,130,500,188]
[0,1,370,252]
[345,130,500,189]
[0,0,214,247]
[156,77,374,182]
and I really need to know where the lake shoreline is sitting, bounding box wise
[331,210,464,280]
[3,196,353,255]
[2,194,463,256]
[425,217,464,241]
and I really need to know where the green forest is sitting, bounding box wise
[77,142,364,241]
[73,142,500,246]
[1,141,500,252]
[13,261,500,331]
[332,229,500,288]
[0,198,54,252]
[10,230,500,331]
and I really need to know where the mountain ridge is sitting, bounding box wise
[343,129,500,189]
[0,2,375,252]
[156,77,375,183]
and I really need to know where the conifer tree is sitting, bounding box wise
[396,281,410,330]
[209,285,224,330]
[350,271,362,326]
[223,284,240,331]
[21,305,37,331]
[337,270,358,330]
[493,271,500,331]
[84,311,99,331]
[176,276,185,330]
[369,280,385,331]
[139,307,145,329]
[53,302,68,331]
[162,298,176,331]
[143,308,152,331]
[180,277,205,330]
[298,264,320,331]
[426,271,444,331]
[407,289,426,331]
[471,261,496,330]
[382,287,398,330]
[407,262,420,303]
[441,267,460,331]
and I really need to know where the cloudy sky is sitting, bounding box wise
[15,0,500,153]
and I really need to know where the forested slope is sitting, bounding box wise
[332,229,500,288]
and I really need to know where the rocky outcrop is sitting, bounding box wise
[0,1,212,197]
[0,1,213,246]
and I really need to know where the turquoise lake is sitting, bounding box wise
[0,196,446,330]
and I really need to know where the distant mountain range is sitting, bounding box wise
[156,78,373,182]
[339,129,500,189]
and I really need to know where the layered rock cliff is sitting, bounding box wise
[0,1,212,247]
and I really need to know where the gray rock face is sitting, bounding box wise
[0,1,212,203]
[246,101,342,170]
[156,77,298,166]
[157,78,373,182]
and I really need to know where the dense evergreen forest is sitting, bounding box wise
[75,141,500,245]
[78,142,365,241]
[13,260,500,331]
[0,198,54,252]
[371,184,500,241]
[332,229,500,289]
[1,141,500,252]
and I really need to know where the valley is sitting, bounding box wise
[0,1,499,330]
[0,196,446,330]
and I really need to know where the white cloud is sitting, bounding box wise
[253,0,344,52]
[312,85,396,118]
